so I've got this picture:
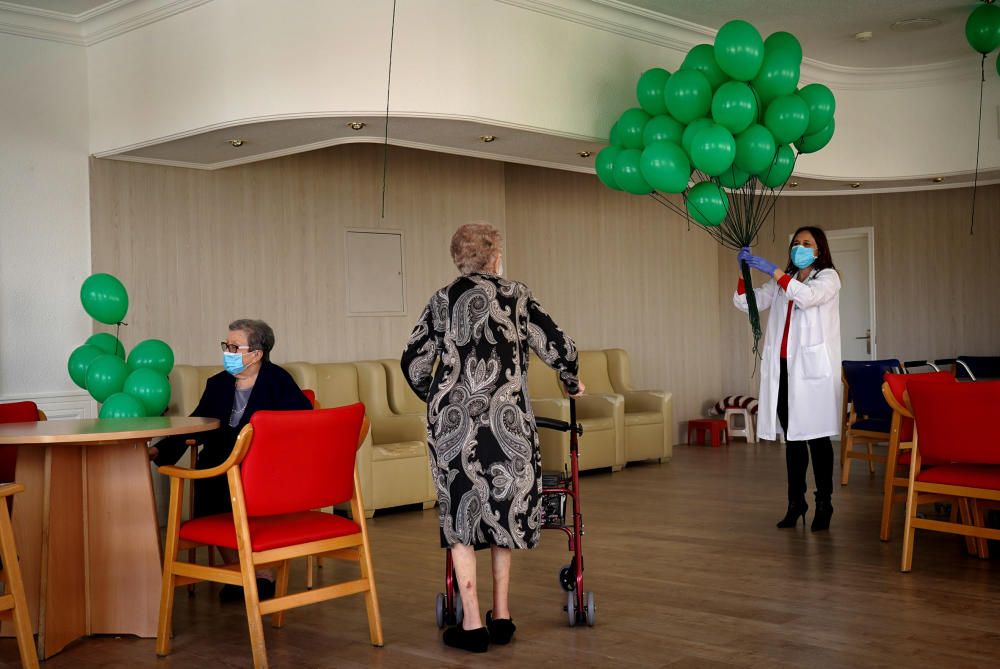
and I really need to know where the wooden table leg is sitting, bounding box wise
[86,440,162,638]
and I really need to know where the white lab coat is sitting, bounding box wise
[733,268,842,441]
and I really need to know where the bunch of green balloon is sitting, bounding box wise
[68,274,174,419]
[595,19,838,229]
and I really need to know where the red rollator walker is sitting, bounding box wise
[434,397,596,628]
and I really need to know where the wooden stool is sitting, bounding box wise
[723,408,756,443]
[688,419,728,447]
[0,483,39,669]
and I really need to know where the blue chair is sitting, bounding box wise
[840,359,901,486]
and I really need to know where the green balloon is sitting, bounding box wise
[124,368,172,417]
[714,20,764,82]
[595,146,623,190]
[636,67,671,115]
[763,31,802,65]
[690,124,736,177]
[764,94,810,144]
[80,273,129,325]
[99,392,146,419]
[966,4,1000,55]
[752,34,801,105]
[86,332,126,360]
[127,339,175,376]
[682,118,715,156]
[795,118,835,154]
[86,354,128,403]
[797,83,836,135]
[711,81,758,134]
[664,69,712,123]
[717,165,751,189]
[759,144,796,188]
[640,141,691,194]
[613,149,653,195]
[68,344,104,389]
[617,108,651,149]
[735,124,777,175]
[609,122,625,147]
[681,44,728,91]
[643,115,686,146]
[686,181,730,227]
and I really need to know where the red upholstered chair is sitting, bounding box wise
[901,380,1000,572]
[880,372,959,542]
[157,403,383,668]
[0,401,45,484]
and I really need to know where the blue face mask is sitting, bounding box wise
[223,351,246,376]
[791,245,817,270]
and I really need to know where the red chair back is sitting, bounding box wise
[884,372,954,441]
[0,401,40,482]
[240,403,366,517]
[909,380,1000,464]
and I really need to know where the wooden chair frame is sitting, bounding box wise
[0,483,39,669]
[840,370,889,485]
[156,415,383,668]
[900,393,1000,572]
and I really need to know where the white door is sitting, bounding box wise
[827,229,875,361]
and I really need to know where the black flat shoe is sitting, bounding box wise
[811,500,834,532]
[777,501,808,528]
[443,625,489,653]
[219,577,276,604]
[486,610,516,645]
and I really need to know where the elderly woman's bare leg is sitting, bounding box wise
[450,543,483,629]
[490,545,511,618]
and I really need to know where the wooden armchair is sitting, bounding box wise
[840,359,900,485]
[0,483,38,669]
[157,404,383,668]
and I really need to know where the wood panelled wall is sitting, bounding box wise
[91,145,997,439]
[719,184,1000,396]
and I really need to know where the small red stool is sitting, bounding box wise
[688,418,728,447]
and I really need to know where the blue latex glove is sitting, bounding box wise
[736,246,752,271]
[746,253,778,277]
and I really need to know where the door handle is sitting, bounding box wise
[854,329,872,354]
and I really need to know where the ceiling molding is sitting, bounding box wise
[0,0,211,45]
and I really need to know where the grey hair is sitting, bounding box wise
[450,222,503,275]
[228,319,275,362]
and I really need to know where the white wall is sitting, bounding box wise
[86,0,1000,180]
[0,33,94,415]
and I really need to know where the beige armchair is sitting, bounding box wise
[379,358,426,416]
[601,349,673,463]
[527,358,624,473]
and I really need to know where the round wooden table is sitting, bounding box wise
[0,417,218,660]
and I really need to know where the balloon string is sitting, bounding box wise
[380,0,397,220]
[970,52,985,235]
[115,321,127,357]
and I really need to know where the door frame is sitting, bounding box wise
[826,226,877,360]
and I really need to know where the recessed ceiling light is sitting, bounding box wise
[480,135,497,143]
[577,151,592,158]
[850,182,863,189]
[890,18,941,33]
[348,121,366,130]
[932,177,944,183]
[854,31,873,42]
[228,139,244,147]
[788,181,799,188]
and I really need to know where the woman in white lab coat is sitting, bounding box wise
[734,226,842,531]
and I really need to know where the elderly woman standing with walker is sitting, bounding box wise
[735,226,842,532]
[402,222,584,653]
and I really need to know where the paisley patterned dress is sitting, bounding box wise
[401,272,580,550]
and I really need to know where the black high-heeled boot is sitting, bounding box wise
[811,500,834,532]
[777,500,808,528]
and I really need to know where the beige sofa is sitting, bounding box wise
[167,361,435,518]
[580,349,673,464]
[527,358,624,473]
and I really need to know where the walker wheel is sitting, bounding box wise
[566,590,577,627]
[435,592,445,629]
[585,591,596,627]
[454,588,464,626]
[559,563,575,591]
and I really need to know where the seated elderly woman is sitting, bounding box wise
[402,222,584,653]
[151,318,311,601]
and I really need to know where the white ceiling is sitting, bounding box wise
[0,0,120,18]
[614,0,976,68]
